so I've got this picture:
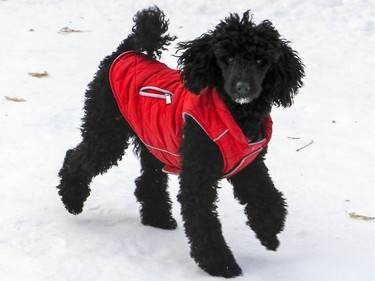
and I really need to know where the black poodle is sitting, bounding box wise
[57,6,304,278]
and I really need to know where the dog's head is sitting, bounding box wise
[177,11,305,107]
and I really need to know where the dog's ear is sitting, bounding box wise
[177,35,218,94]
[265,42,305,107]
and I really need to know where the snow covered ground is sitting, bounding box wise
[0,1,374,280]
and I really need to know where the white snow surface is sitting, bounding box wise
[0,1,374,280]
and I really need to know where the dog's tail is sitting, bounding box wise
[117,6,176,60]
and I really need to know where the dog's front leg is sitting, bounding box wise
[178,117,242,278]
[228,151,287,251]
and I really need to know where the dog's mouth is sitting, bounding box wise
[234,97,252,104]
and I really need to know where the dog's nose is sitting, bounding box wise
[235,81,250,95]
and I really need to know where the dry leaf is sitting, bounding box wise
[58,27,90,34]
[5,96,27,102]
[348,212,375,221]
[28,71,49,78]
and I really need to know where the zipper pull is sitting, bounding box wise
[165,93,172,104]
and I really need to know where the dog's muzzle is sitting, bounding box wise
[234,81,252,104]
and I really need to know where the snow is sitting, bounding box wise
[0,0,374,280]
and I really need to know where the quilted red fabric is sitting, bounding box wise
[109,51,272,178]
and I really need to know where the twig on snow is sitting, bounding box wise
[296,139,314,152]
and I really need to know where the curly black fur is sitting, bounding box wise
[57,6,304,278]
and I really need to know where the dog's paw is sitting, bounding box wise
[199,256,242,278]
[59,192,84,215]
[258,235,280,251]
[65,205,83,215]
[57,182,90,215]
[61,199,84,215]
[193,249,242,278]
[141,216,177,230]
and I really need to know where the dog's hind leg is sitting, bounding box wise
[178,117,242,278]
[56,6,176,215]
[57,74,133,214]
[134,140,177,230]
[228,152,287,251]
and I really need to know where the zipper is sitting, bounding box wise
[139,86,173,105]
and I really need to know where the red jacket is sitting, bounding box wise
[109,51,272,178]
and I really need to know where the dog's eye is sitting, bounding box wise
[226,57,235,64]
[256,59,264,65]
